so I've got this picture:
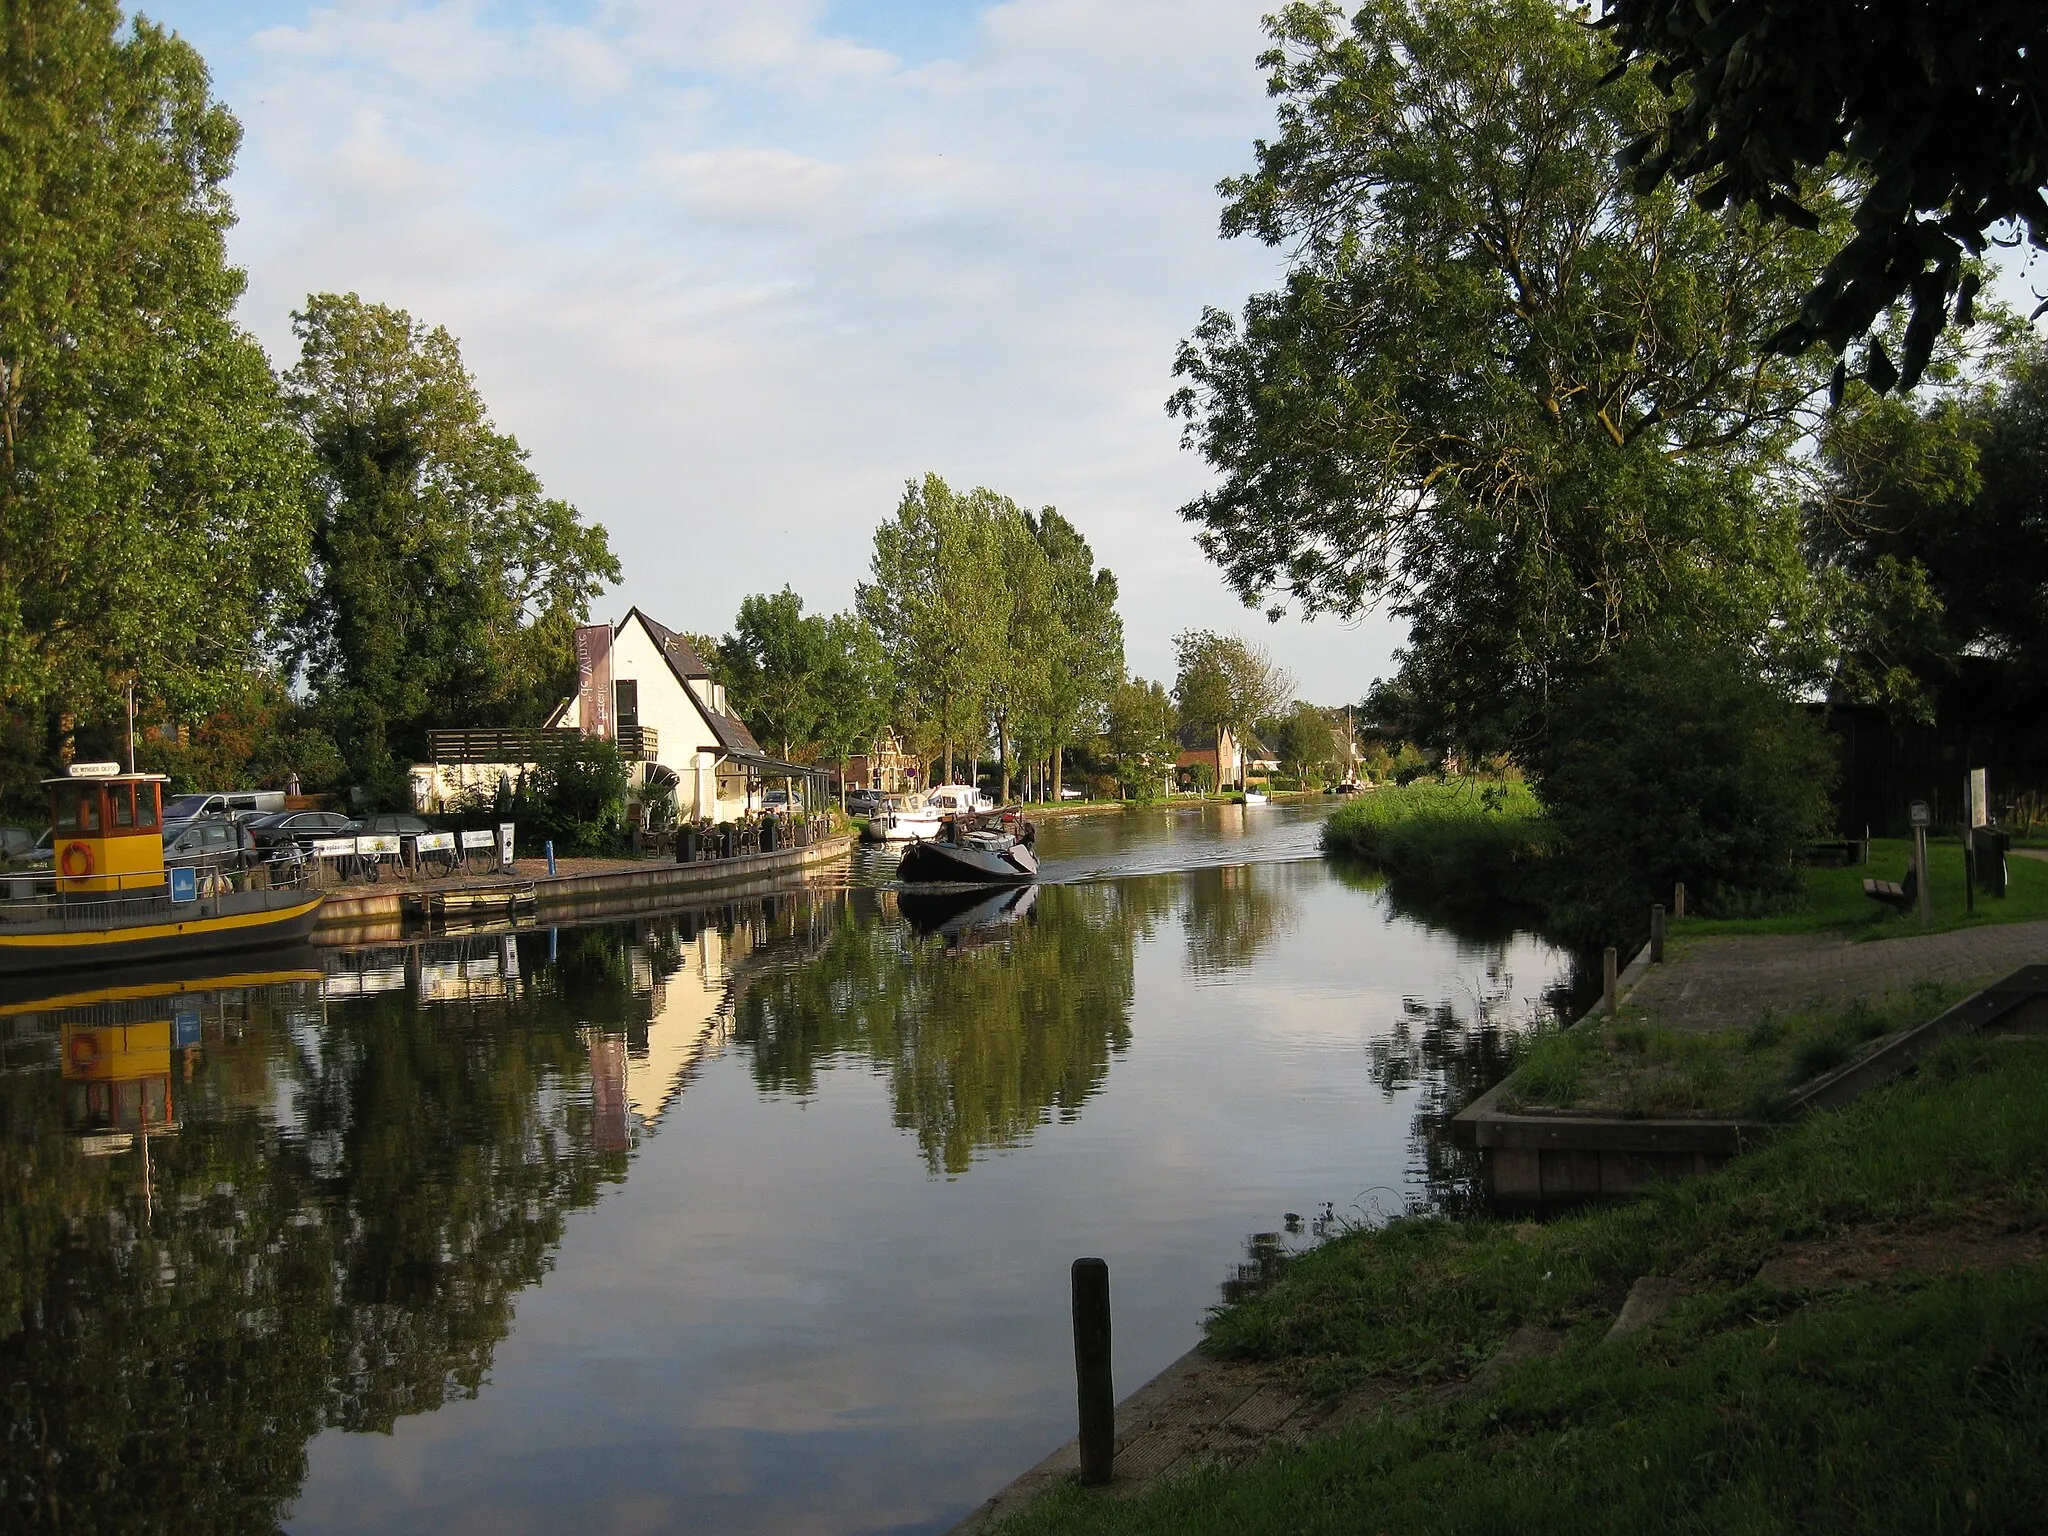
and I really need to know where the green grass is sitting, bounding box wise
[1321,780,1551,910]
[991,1037,2048,1535]
[1498,983,1967,1118]
[1672,836,2048,939]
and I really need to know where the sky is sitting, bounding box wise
[143,0,1409,705]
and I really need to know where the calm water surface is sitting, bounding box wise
[0,805,1573,1534]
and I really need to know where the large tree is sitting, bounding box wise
[286,293,617,793]
[717,588,891,793]
[0,2,310,776]
[1170,0,1836,754]
[1599,0,2046,392]
[857,473,1012,784]
[1025,509,1123,801]
[1173,630,1294,781]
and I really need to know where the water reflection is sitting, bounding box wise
[732,882,1138,1176]
[1,808,1581,1534]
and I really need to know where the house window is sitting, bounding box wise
[615,679,639,731]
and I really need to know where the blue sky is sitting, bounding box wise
[142,0,1406,703]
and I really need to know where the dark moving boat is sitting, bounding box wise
[895,810,1039,885]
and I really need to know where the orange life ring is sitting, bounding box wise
[59,841,94,877]
[67,1033,100,1067]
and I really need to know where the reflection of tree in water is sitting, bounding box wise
[1178,861,1303,976]
[732,882,1139,1175]
[0,902,800,1532]
[1367,952,1594,1213]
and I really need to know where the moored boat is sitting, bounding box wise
[0,764,323,978]
[863,791,944,842]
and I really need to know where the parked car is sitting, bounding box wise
[0,826,38,863]
[341,814,437,838]
[844,788,882,817]
[761,790,804,817]
[164,790,288,823]
[246,808,355,853]
[161,817,258,871]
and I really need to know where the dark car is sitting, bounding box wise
[0,826,37,863]
[341,814,437,838]
[247,808,354,853]
[161,817,258,871]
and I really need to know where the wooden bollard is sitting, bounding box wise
[1650,903,1665,963]
[1072,1257,1114,1485]
[1603,946,1618,1017]
[1673,882,1685,919]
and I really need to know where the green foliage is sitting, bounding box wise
[717,588,888,770]
[0,2,312,732]
[1321,780,1551,915]
[1171,0,1834,755]
[1812,341,2048,718]
[1534,639,1837,940]
[518,734,628,854]
[858,475,1122,795]
[132,673,345,795]
[1101,677,1179,800]
[285,293,618,787]
[1259,701,1335,778]
[1172,631,1291,741]
[1601,0,2045,391]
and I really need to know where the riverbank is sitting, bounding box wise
[313,834,853,941]
[980,1025,2048,1534]
[1320,781,1549,918]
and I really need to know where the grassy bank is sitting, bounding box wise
[1672,836,2048,939]
[1321,781,1550,914]
[994,1035,2048,1534]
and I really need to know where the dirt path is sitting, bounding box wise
[1626,922,2048,1033]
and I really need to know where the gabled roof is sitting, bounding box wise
[630,608,712,681]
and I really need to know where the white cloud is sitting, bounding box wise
[170,0,1403,702]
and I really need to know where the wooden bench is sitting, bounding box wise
[1863,866,1918,913]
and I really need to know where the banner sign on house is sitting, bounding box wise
[574,623,614,740]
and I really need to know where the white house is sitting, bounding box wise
[413,609,820,823]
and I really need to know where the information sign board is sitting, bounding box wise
[460,829,496,851]
[168,865,196,903]
[1910,801,1931,827]
[414,832,455,853]
[310,837,355,859]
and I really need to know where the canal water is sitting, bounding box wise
[0,804,1573,1534]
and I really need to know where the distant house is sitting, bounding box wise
[413,608,822,823]
[843,733,919,793]
[1176,723,1246,789]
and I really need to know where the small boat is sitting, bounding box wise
[897,811,1039,884]
[863,791,944,842]
[1237,789,1269,806]
[0,764,323,978]
[925,783,996,816]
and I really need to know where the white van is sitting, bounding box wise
[163,790,289,822]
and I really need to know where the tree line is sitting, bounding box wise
[1171,0,2048,936]
[0,5,618,817]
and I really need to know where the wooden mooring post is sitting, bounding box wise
[1072,1258,1114,1486]
[1650,903,1666,963]
[1673,881,1685,919]
[1603,946,1618,1017]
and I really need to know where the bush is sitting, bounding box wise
[518,735,628,854]
[1534,638,1837,942]
[1322,780,1551,917]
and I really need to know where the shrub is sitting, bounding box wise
[1534,638,1837,942]
[518,735,628,854]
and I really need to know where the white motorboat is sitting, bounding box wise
[1238,789,1269,806]
[864,792,944,842]
[925,783,995,816]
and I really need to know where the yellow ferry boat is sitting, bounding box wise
[0,763,323,977]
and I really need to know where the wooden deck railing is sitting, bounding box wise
[427,727,659,763]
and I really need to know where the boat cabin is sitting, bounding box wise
[44,762,170,894]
